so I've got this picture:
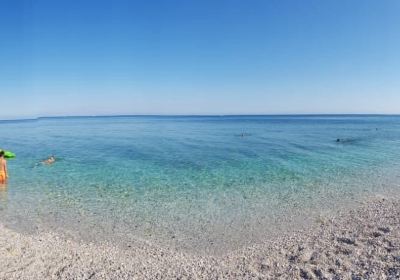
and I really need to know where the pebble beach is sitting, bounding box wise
[1,195,399,280]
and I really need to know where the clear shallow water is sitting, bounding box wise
[1,115,400,254]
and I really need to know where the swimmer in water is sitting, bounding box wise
[42,155,56,165]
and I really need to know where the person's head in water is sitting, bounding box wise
[0,151,4,158]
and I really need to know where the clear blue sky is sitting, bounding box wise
[1,0,399,118]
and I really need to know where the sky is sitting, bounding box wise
[1,0,399,119]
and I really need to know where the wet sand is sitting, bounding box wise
[1,195,400,279]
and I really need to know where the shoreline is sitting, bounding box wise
[1,194,400,279]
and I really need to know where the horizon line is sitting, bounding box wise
[1,113,400,122]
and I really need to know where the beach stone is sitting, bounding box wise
[387,267,400,280]
[351,274,362,280]
[312,268,327,279]
[309,252,320,264]
[299,249,316,263]
[299,268,313,279]
[372,231,383,238]
[378,226,391,233]
[337,237,356,245]
[337,246,353,255]
[288,254,298,262]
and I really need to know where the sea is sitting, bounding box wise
[1,115,400,254]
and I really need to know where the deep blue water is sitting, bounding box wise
[1,115,400,253]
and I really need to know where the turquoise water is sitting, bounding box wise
[1,115,400,253]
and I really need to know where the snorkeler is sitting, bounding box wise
[236,132,252,137]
